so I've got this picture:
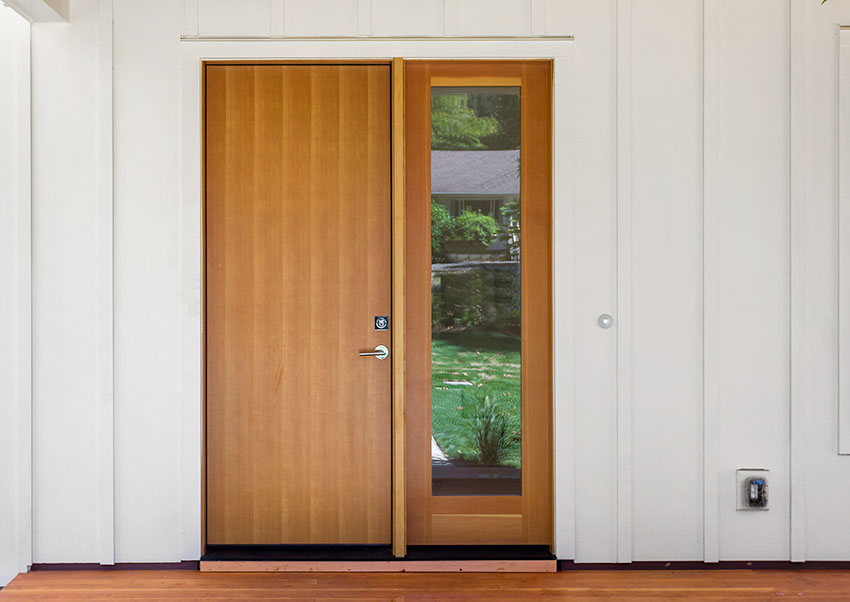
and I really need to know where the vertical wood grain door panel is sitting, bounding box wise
[205,64,392,545]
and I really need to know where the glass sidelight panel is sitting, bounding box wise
[430,87,522,496]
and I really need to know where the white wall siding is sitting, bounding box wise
[31,0,102,564]
[185,0,561,38]
[0,4,32,586]
[10,0,850,576]
[715,0,791,560]
[113,0,184,563]
[284,0,359,37]
[628,0,704,561]
[545,0,572,37]
[456,0,532,36]
[371,0,444,37]
[839,28,850,456]
[197,0,270,37]
[570,0,619,563]
[797,1,850,560]
[0,7,19,574]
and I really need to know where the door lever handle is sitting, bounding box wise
[359,345,389,360]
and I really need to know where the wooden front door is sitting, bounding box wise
[205,64,392,545]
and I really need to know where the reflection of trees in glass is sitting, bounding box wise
[433,270,486,330]
[432,267,520,334]
[431,201,452,261]
[431,92,520,150]
[431,201,500,262]
[431,94,498,150]
[447,210,499,246]
[498,199,521,261]
[467,93,520,150]
[429,89,524,474]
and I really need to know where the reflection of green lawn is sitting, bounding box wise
[431,330,521,468]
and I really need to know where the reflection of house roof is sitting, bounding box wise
[431,150,520,195]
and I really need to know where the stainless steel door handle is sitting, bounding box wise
[359,345,389,360]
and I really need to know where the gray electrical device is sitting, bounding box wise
[736,468,770,511]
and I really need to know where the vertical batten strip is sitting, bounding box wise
[182,0,199,38]
[531,0,545,36]
[270,0,285,37]
[789,0,808,562]
[444,0,459,36]
[553,48,577,559]
[702,0,720,564]
[357,0,372,36]
[391,57,407,558]
[615,0,633,564]
[839,27,850,455]
[15,16,32,576]
[96,0,115,566]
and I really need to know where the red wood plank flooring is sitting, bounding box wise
[2,569,850,600]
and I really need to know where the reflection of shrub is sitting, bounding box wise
[432,267,520,333]
[433,271,484,329]
[445,210,499,247]
[431,202,452,261]
[467,395,511,466]
[431,202,500,259]
[498,199,521,260]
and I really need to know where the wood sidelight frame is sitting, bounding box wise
[403,60,554,548]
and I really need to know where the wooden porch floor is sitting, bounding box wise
[2,569,850,600]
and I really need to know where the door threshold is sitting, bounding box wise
[201,545,555,572]
[200,559,556,573]
[203,544,394,562]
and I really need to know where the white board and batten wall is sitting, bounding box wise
[1,0,850,585]
[0,4,32,589]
